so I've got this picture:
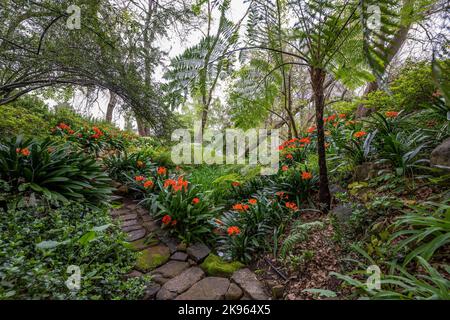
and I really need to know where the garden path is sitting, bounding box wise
[111,199,270,300]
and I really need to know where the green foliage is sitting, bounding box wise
[104,151,156,183]
[145,177,221,244]
[215,195,290,263]
[0,202,147,299]
[390,201,450,266]
[0,136,112,208]
[331,256,450,300]
[280,221,324,258]
[0,104,49,138]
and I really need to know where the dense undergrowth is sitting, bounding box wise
[0,59,449,300]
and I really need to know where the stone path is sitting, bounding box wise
[111,198,270,300]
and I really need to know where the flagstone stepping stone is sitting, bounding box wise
[175,277,230,300]
[176,243,187,252]
[125,270,143,279]
[119,213,138,221]
[131,237,159,251]
[152,274,170,285]
[141,215,153,223]
[156,267,205,300]
[126,203,138,210]
[135,244,170,272]
[127,228,146,242]
[171,252,188,261]
[122,224,144,233]
[142,221,159,232]
[121,219,138,227]
[231,268,269,300]
[143,283,161,300]
[152,261,189,279]
[225,283,243,300]
[160,236,178,254]
[186,243,210,263]
[200,254,244,277]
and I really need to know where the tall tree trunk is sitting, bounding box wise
[310,67,331,213]
[105,91,117,123]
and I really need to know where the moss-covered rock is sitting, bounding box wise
[200,254,244,277]
[135,245,170,272]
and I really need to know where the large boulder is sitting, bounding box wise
[430,138,450,169]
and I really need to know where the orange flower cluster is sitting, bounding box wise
[192,197,200,204]
[143,180,154,188]
[157,167,167,175]
[385,111,399,118]
[162,214,176,226]
[164,176,188,192]
[276,191,289,200]
[279,136,311,152]
[232,203,249,212]
[285,153,293,160]
[301,171,313,180]
[282,165,289,171]
[298,137,311,144]
[307,126,316,133]
[227,226,241,236]
[56,123,75,135]
[285,202,298,211]
[339,113,346,119]
[248,198,257,205]
[91,127,103,139]
[353,131,367,138]
[16,148,30,156]
[324,114,337,123]
[232,181,241,187]
[135,175,145,182]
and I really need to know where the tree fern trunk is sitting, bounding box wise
[105,91,117,123]
[311,67,331,213]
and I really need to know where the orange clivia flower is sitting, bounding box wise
[157,167,167,175]
[143,180,154,188]
[353,131,367,138]
[16,148,30,156]
[385,111,399,118]
[164,179,176,188]
[162,215,172,225]
[285,153,293,160]
[227,226,241,236]
[339,113,346,119]
[301,171,313,180]
[299,137,311,144]
[248,198,257,205]
[276,191,289,200]
[232,203,249,212]
[135,175,145,182]
[192,197,200,205]
[282,165,289,172]
[232,181,240,187]
[307,126,316,133]
[171,219,177,226]
[285,202,298,211]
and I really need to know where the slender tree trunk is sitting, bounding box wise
[310,67,331,213]
[136,117,146,136]
[105,91,117,123]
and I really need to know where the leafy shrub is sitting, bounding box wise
[0,136,112,207]
[104,151,156,183]
[214,195,290,263]
[390,201,450,266]
[145,176,221,244]
[280,220,324,258]
[0,104,49,138]
[331,256,449,300]
[0,202,147,299]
